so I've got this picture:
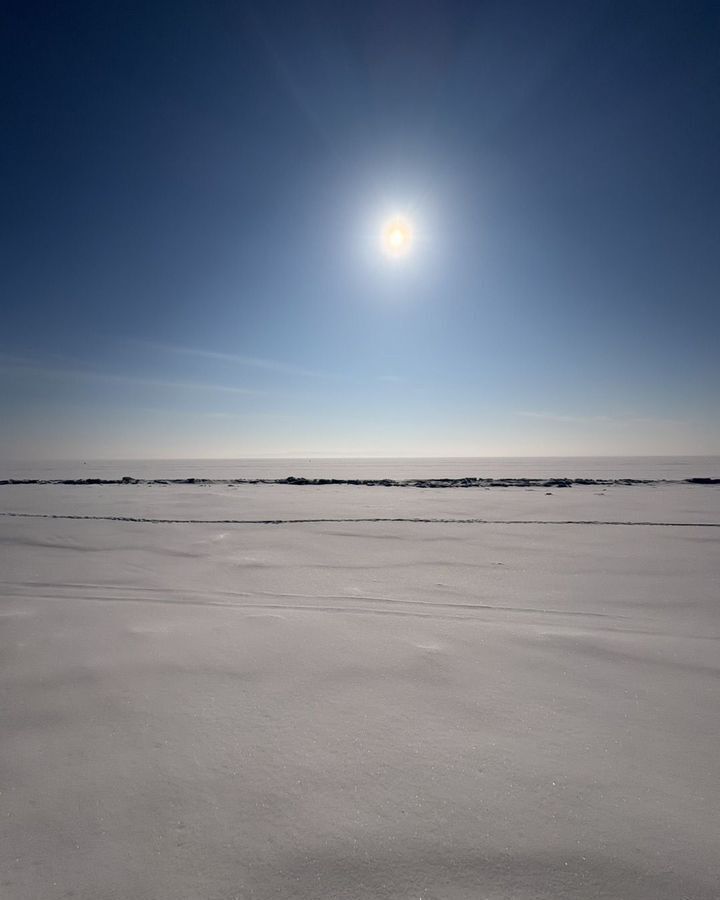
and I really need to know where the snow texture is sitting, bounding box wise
[1,462,719,899]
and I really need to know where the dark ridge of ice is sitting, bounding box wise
[1,475,719,488]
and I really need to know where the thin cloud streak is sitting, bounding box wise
[133,340,332,378]
[517,411,689,427]
[0,357,261,395]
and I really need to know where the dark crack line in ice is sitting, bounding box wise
[1,512,719,527]
[1,476,719,487]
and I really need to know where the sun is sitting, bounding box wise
[382,216,413,257]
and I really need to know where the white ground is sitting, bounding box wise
[1,480,719,899]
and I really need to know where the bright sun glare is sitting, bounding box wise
[382,217,413,258]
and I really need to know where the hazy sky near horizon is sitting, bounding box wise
[2,0,719,459]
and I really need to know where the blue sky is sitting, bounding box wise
[2,0,719,458]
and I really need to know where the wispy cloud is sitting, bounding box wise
[517,411,612,424]
[133,340,330,378]
[0,355,260,395]
[0,350,48,367]
[516,411,689,427]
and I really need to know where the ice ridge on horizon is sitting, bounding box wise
[1,476,718,488]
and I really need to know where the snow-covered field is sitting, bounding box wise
[1,461,719,899]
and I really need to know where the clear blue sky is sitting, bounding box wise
[2,0,719,458]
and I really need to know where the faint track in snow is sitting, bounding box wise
[0,579,623,618]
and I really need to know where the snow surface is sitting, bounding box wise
[1,469,719,899]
